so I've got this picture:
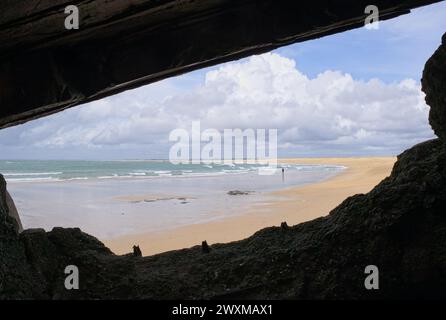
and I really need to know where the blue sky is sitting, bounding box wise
[1,1,445,160]
[180,1,446,87]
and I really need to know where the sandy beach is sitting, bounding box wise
[104,157,396,256]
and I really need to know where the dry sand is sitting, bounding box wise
[104,157,396,256]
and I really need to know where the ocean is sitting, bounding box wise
[1,160,345,239]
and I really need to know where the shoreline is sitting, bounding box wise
[4,162,344,185]
[104,157,396,256]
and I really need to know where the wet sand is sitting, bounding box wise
[104,157,396,256]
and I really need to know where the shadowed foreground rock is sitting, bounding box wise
[423,33,446,140]
[1,137,446,299]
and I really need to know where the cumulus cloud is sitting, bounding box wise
[0,52,435,158]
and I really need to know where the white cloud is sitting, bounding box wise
[0,52,435,158]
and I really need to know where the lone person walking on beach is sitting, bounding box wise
[282,167,285,182]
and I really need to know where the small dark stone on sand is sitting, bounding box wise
[202,241,210,253]
[281,222,289,231]
[133,245,142,257]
